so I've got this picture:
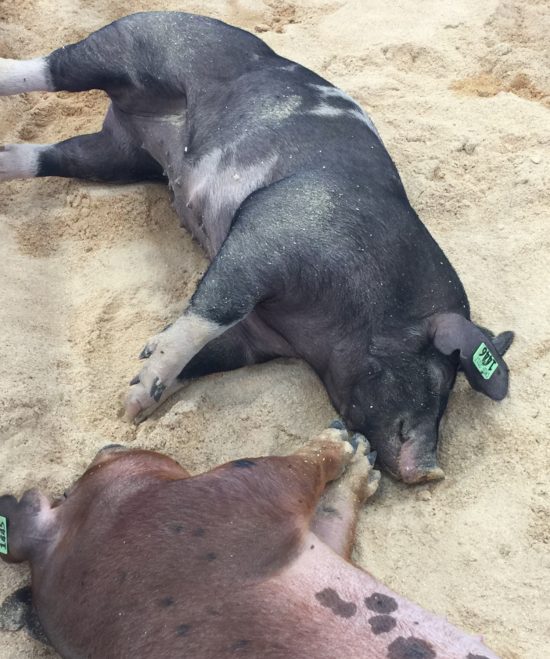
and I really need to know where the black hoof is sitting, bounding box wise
[329,419,346,430]
[139,346,153,360]
[129,375,140,386]
[367,451,377,466]
[150,377,166,402]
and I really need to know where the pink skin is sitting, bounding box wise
[0,430,499,658]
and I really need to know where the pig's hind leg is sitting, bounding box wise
[0,16,181,182]
[0,106,164,183]
[311,431,380,559]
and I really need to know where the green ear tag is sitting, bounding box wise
[472,342,498,380]
[0,515,7,555]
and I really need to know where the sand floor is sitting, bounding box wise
[0,0,549,657]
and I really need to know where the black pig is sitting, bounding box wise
[0,12,513,482]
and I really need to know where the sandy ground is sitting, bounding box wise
[0,0,548,657]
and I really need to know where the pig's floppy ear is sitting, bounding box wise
[429,313,511,401]
[0,490,54,564]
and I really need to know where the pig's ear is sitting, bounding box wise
[0,490,55,564]
[478,327,514,357]
[429,313,510,401]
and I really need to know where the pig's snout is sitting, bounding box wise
[397,428,445,484]
[372,423,445,484]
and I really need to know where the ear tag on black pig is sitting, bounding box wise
[0,515,8,555]
[472,342,498,380]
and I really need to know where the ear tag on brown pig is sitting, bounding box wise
[0,515,7,555]
[472,342,498,380]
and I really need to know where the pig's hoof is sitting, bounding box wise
[303,427,355,477]
[138,334,160,360]
[342,433,381,502]
[138,324,173,360]
[0,144,41,181]
[123,382,153,423]
[128,332,191,421]
[329,419,347,431]
[124,379,187,424]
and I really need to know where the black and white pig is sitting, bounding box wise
[0,12,513,483]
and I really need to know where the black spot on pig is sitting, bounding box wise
[368,614,396,634]
[315,588,357,618]
[364,592,398,614]
[193,527,205,537]
[387,636,436,658]
[204,552,217,561]
[176,624,191,636]
[170,524,184,534]
[467,655,490,659]
[233,459,256,468]
[159,596,174,607]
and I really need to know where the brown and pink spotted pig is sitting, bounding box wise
[0,426,498,658]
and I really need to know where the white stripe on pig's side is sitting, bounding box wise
[308,84,381,138]
[0,57,52,95]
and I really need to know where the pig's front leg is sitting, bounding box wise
[124,192,287,421]
[311,427,380,558]
[125,311,229,421]
[130,320,284,424]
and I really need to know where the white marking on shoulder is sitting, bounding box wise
[0,144,46,180]
[185,147,278,253]
[307,84,381,138]
[0,57,52,95]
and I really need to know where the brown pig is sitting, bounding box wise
[0,427,499,658]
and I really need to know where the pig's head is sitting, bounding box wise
[0,446,187,564]
[342,313,513,484]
